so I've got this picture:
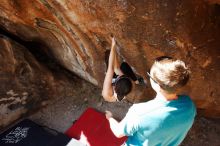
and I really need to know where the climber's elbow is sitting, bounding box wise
[102,91,116,102]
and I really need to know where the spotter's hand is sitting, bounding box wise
[105,111,113,120]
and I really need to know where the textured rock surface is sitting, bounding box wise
[0,36,60,128]
[0,0,220,118]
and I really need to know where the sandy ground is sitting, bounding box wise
[30,76,220,146]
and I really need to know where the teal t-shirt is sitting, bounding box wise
[121,95,196,146]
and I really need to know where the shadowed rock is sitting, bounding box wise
[0,36,59,128]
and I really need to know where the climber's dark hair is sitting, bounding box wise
[114,75,132,101]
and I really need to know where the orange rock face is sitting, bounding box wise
[0,0,220,118]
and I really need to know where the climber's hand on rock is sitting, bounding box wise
[111,37,116,48]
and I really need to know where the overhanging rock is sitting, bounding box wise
[0,0,220,118]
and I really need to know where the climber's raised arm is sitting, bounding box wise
[113,44,123,76]
[102,37,117,102]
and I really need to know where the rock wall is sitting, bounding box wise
[0,0,220,120]
[0,35,60,128]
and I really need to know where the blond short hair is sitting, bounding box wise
[150,56,190,93]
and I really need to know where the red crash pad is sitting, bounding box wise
[65,108,127,146]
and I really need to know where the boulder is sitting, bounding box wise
[0,36,59,128]
[0,0,220,117]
